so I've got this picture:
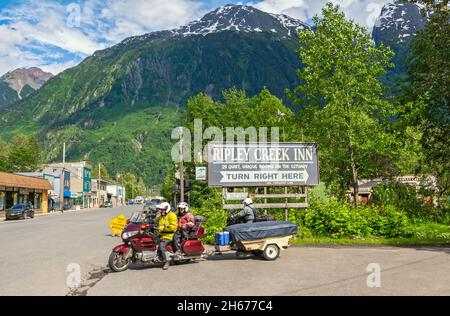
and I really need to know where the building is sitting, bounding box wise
[0,172,52,217]
[15,172,62,212]
[44,161,93,210]
[347,175,438,205]
[107,184,126,207]
[92,179,108,208]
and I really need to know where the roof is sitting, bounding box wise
[0,172,52,190]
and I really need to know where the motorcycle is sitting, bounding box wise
[108,212,207,272]
[227,209,275,226]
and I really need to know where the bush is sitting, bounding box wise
[191,206,228,244]
[367,205,409,238]
[372,181,438,222]
[304,199,410,239]
[305,199,370,238]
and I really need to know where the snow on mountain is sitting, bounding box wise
[116,4,310,49]
[373,2,427,44]
[176,4,310,37]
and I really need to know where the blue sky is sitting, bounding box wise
[0,0,391,75]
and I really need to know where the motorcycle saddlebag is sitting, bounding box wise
[224,221,298,242]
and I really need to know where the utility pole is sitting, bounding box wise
[60,142,66,212]
[179,127,184,203]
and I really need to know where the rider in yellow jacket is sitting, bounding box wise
[156,202,178,270]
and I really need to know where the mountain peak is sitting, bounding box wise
[1,67,53,93]
[175,4,310,38]
[0,67,53,105]
[373,2,427,44]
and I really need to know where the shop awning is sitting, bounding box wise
[0,172,52,190]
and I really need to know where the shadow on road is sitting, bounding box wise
[207,252,265,261]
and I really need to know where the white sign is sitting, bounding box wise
[196,167,207,181]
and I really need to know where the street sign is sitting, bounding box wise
[195,167,207,181]
[108,214,127,237]
[208,142,320,187]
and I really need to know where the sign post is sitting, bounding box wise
[207,142,320,212]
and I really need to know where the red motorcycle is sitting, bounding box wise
[108,213,207,272]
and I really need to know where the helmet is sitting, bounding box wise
[243,198,253,206]
[178,202,189,213]
[156,202,171,214]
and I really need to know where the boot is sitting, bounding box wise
[163,262,170,270]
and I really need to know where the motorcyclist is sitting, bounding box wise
[230,198,256,224]
[173,202,196,255]
[156,202,178,270]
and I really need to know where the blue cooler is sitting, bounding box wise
[215,232,230,246]
[223,232,230,245]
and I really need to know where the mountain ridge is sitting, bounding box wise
[0,3,427,185]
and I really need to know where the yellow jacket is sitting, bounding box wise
[158,211,178,240]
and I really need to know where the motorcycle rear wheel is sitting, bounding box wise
[108,252,132,272]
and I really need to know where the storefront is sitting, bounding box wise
[0,172,52,217]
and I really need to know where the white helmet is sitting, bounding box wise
[156,202,171,214]
[178,202,189,212]
[243,198,253,206]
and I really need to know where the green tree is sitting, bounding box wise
[124,172,138,201]
[0,138,9,172]
[291,3,397,201]
[406,0,450,198]
[92,163,111,181]
[166,87,296,205]
[7,135,42,172]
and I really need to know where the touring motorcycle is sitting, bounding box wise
[108,212,207,272]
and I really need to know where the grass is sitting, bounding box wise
[292,222,450,246]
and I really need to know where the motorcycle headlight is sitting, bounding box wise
[122,231,139,240]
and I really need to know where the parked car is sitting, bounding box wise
[102,201,113,208]
[5,204,35,220]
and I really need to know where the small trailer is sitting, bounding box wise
[214,221,298,261]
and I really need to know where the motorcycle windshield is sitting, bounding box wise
[129,212,146,224]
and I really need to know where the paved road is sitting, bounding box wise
[1,206,449,296]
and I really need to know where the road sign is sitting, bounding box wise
[108,214,127,237]
[196,167,207,181]
[208,142,320,187]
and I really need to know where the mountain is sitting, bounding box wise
[0,67,53,108]
[372,2,428,93]
[0,3,428,186]
[0,4,310,186]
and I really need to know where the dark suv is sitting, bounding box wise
[5,204,35,220]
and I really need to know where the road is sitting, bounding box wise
[0,206,449,296]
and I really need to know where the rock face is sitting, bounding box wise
[0,67,53,108]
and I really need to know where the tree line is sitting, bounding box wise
[168,1,448,209]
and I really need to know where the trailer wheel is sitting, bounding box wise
[263,244,280,261]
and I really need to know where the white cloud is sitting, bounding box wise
[0,0,392,76]
[250,0,391,29]
[0,0,206,75]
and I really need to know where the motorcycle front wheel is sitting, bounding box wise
[108,252,132,272]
